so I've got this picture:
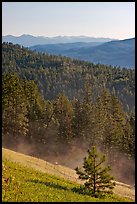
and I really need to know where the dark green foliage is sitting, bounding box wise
[2,73,28,146]
[2,42,135,165]
[53,94,74,149]
[2,42,135,114]
[2,73,135,159]
[21,79,47,143]
[75,146,116,197]
[72,98,95,144]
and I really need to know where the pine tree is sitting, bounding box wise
[83,80,93,105]
[129,113,135,157]
[72,99,86,140]
[123,119,135,157]
[72,96,95,145]
[75,146,115,197]
[93,90,110,147]
[21,79,46,143]
[2,73,28,146]
[54,93,74,147]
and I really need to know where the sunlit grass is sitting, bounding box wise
[2,158,133,202]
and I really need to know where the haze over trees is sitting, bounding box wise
[2,42,135,185]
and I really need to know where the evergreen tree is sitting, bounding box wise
[83,80,93,104]
[75,146,115,197]
[110,95,127,151]
[122,118,134,157]
[93,90,110,147]
[129,114,135,158]
[42,100,54,130]
[2,73,28,146]
[72,99,86,140]
[54,93,74,147]
[21,79,46,143]
[72,95,95,145]
[94,89,128,154]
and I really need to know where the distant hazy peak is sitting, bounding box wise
[2,34,117,47]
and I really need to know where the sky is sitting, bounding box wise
[2,2,135,40]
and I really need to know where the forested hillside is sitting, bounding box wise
[2,42,135,114]
[2,43,135,185]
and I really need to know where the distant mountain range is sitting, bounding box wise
[2,35,135,68]
[30,38,135,69]
[2,34,116,47]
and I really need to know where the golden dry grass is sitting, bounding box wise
[2,147,135,201]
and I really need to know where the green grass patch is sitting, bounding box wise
[2,159,133,202]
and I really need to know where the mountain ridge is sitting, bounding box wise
[2,34,117,47]
[30,38,135,69]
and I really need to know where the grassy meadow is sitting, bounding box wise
[2,148,134,202]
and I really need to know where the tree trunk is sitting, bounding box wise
[93,156,96,194]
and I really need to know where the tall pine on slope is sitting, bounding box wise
[21,79,46,143]
[2,73,28,146]
[72,81,95,144]
[54,93,74,149]
[75,146,115,197]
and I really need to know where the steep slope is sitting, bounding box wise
[2,148,135,201]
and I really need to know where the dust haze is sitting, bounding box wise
[3,136,135,186]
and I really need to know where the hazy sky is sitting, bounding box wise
[2,2,135,40]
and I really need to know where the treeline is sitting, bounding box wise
[2,73,135,159]
[2,42,135,114]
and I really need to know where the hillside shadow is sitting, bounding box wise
[27,179,69,191]
[27,179,87,197]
